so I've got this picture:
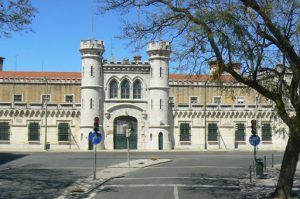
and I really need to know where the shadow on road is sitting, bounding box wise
[0,153,27,165]
[0,165,82,199]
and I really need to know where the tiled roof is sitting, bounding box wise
[0,71,81,79]
[169,74,234,81]
[0,71,234,81]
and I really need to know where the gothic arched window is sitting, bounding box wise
[109,79,118,98]
[133,80,142,99]
[121,79,130,99]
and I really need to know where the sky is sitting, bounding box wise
[0,0,148,72]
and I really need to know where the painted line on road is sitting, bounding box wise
[100,184,240,189]
[174,186,179,199]
[148,166,243,169]
[116,176,239,181]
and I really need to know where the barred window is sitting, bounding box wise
[109,79,118,98]
[133,80,142,99]
[208,123,218,141]
[235,123,245,141]
[262,123,272,141]
[28,122,40,141]
[42,94,50,103]
[121,79,130,99]
[58,123,70,141]
[14,94,22,102]
[190,97,198,104]
[90,65,94,77]
[180,123,190,141]
[65,95,74,103]
[0,122,10,141]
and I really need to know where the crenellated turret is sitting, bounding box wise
[147,41,172,150]
[80,40,105,150]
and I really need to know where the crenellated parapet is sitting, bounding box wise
[147,41,171,60]
[80,40,105,58]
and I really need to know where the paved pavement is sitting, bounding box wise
[0,151,290,199]
[58,159,172,199]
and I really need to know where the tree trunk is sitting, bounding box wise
[273,130,300,199]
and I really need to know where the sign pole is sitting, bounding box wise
[93,144,97,180]
[254,146,257,161]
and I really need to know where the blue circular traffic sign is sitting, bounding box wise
[89,132,102,145]
[249,135,260,146]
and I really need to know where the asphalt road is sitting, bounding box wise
[0,151,283,199]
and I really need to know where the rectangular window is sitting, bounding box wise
[0,122,10,141]
[58,123,70,141]
[262,123,272,141]
[190,96,198,104]
[42,94,50,104]
[235,123,245,141]
[213,96,221,104]
[14,94,22,102]
[65,95,74,103]
[169,97,175,107]
[160,67,162,77]
[236,97,245,104]
[28,122,40,141]
[160,99,162,110]
[180,123,190,141]
[208,123,218,141]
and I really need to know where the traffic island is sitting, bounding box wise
[57,159,172,199]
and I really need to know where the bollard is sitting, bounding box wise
[264,156,267,171]
[256,158,264,178]
[249,165,252,183]
[272,154,274,168]
[253,159,256,178]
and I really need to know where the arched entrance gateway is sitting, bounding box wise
[113,116,137,149]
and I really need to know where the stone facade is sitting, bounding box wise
[0,39,289,151]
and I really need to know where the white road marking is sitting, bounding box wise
[147,166,243,169]
[100,184,239,189]
[117,176,239,181]
[174,186,179,199]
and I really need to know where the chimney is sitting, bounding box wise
[0,57,4,71]
[232,62,241,74]
[208,60,219,76]
[133,55,142,63]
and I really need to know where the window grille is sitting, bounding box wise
[121,79,130,99]
[28,122,40,141]
[0,122,10,141]
[58,123,70,141]
[109,80,118,98]
[14,94,22,102]
[235,123,245,141]
[213,96,221,104]
[262,123,272,141]
[190,97,198,104]
[65,95,74,103]
[208,123,218,141]
[133,80,142,99]
[180,123,190,141]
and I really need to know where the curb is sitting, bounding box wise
[57,159,172,199]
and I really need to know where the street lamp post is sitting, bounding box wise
[44,77,48,150]
[204,79,208,150]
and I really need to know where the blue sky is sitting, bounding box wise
[0,0,148,72]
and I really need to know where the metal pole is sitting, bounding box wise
[249,165,252,183]
[204,80,208,150]
[272,153,274,168]
[264,155,267,171]
[93,144,97,180]
[254,146,257,161]
[127,136,130,167]
[44,77,48,150]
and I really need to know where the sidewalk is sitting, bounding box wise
[240,163,300,198]
[57,158,172,199]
